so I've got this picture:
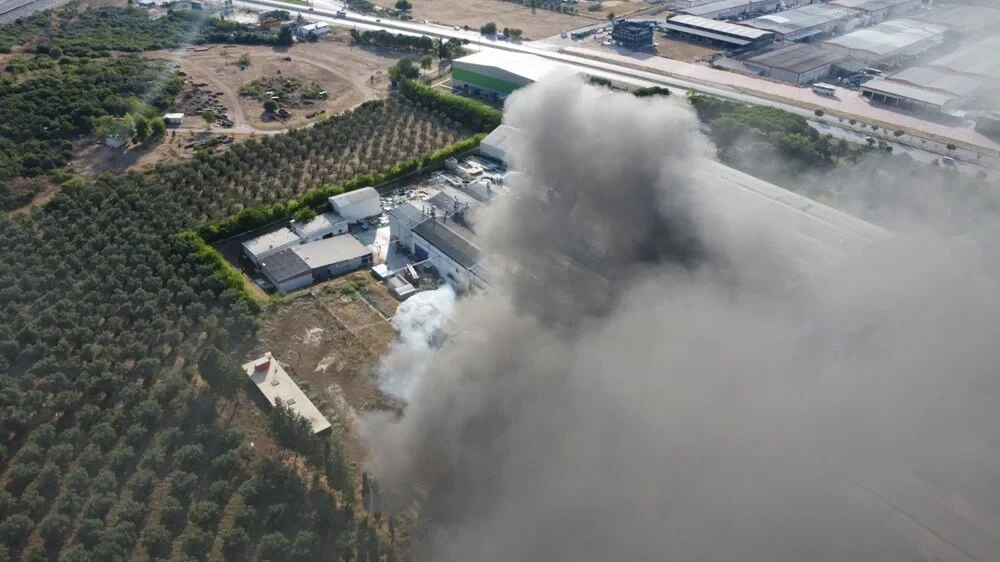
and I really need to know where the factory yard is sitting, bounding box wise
[371,0,587,40]
[152,32,401,132]
[653,38,717,62]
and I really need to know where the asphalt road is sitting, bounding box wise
[0,0,67,22]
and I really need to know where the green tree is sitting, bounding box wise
[0,514,33,547]
[238,53,251,68]
[946,143,957,152]
[607,11,615,19]
[893,128,905,137]
[222,527,251,560]
[480,21,497,35]
[39,513,71,548]
[388,57,420,81]
[814,109,824,118]
[258,532,291,561]
[292,206,317,223]
[278,25,294,46]
[151,117,167,137]
[188,500,221,528]
[203,110,216,124]
[180,528,214,558]
[268,400,318,461]
[394,0,411,9]
[420,54,433,71]
[143,524,173,558]
[134,114,151,141]
[264,99,279,113]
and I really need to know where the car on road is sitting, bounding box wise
[942,157,956,166]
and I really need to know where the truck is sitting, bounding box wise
[335,9,346,17]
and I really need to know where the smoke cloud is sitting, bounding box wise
[363,74,1000,562]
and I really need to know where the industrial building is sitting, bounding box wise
[329,186,381,223]
[163,113,184,126]
[290,211,349,243]
[665,15,775,50]
[452,51,562,97]
[886,66,984,102]
[259,234,373,292]
[823,19,947,65]
[479,124,519,166]
[243,353,331,434]
[744,43,848,84]
[743,4,861,42]
[296,22,330,39]
[826,0,920,24]
[243,227,301,268]
[611,20,654,50]
[909,5,1000,35]
[860,78,958,113]
[677,0,780,20]
[926,37,1000,81]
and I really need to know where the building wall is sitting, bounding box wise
[275,272,314,293]
[332,197,380,222]
[409,233,473,292]
[479,142,508,164]
[314,255,373,281]
[451,67,527,95]
[293,222,348,243]
[243,239,299,268]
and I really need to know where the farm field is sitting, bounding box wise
[164,31,403,132]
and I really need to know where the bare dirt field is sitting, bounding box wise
[654,38,717,63]
[73,131,253,176]
[152,30,402,132]
[376,0,587,39]
[253,273,400,462]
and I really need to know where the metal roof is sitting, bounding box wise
[481,124,519,160]
[861,78,956,108]
[330,186,379,207]
[746,43,848,74]
[294,211,347,236]
[827,0,914,12]
[927,37,1000,80]
[261,248,310,283]
[744,4,859,35]
[909,5,1000,33]
[244,227,300,257]
[454,51,562,83]
[413,219,483,270]
[668,14,773,40]
[679,0,775,17]
[389,201,428,229]
[291,234,371,269]
[243,354,331,434]
[888,66,983,97]
[823,19,946,57]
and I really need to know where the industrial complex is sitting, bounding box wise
[452,50,563,97]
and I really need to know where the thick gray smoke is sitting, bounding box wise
[363,75,1000,562]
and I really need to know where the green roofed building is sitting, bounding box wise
[452,51,565,97]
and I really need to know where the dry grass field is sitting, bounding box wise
[375,0,585,39]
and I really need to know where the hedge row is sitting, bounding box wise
[196,133,487,243]
[398,80,502,132]
[174,231,262,314]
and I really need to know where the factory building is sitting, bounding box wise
[479,124,519,166]
[290,211,349,243]
[860,78,958,113]
[243,353,331,434]
[823,19,947,65]
[744,43,849,85]
[329,187,381,223]
[243,227,301,268]
[452,51,562,97]
[677,0,781,20]
[665,15,775,50]
[909,5,1000,35]
[611,20,654,50]
[926,37,1000,81]
[259,234,373,293]
[826,0,921,24]
[743,4,861,42]
[886,66,984,103]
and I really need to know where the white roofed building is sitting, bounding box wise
[479,124,519,166]
[242,227,300,268]
[823,19,946,65]
[291,211,349,243]
[330,187,380,223]
[452,51,565,97]
[243,353,331,434]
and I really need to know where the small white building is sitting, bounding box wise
[242,227,300,268]
[479,124,518,166]
[291,211,349,243]
[329,187,380,223]
[297,22,330,39]
[242,353,331,434]
[164,113,184,126]
[260,234,373,293]
[388,201,485,292]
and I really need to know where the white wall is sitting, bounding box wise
[332,196,380,222]
[276,273,314,293]
[407,233,473,292]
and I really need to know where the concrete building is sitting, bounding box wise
[611,20,654,49]
[678,0,781,20]
[926,37,1000,81]
[329,187,380,223]
[260,234,373,292]
[290,211,349,243]
[243,353,331,434]
[665,14,775,50]
[389,201,487,292]
[163,113,184,126]
[860,78,958,113]
[823,19,947,65]
[826,0,921,24]
[242,227,300,268]
[296,22,330,39]
[886,66,984,103]
[743,4,861,42]
[452,51,562,97]
[479,124,519,165]
[744,43,849,84]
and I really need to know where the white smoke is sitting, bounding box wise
[378,285,457,402]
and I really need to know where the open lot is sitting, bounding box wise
[374,0,588,39]
[654,37,716,63]
[152,30,402,131]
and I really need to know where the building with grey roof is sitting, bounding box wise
[243,353,331,434]
[744,4,861,42]
[665,14,774,50]
[887,66,984,101]
[826,0,920,23]
[909,5,1000,34]
[926,36,1000,81]
[823,19,947,65]
[242,227,300,268]
[860,78,958,113]
[260,234,373,292]
[479,124,518,165]
[329,187,380,223]
[678,0,780,20]
[744,43,849,84]
[290,211,349,243]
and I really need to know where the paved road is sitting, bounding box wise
[0,0,69,22]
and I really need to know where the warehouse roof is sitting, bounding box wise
[746,43,847,74]
[454,50,561,82]
[679,0,770,17]
[827,0,913,12]
[668,15,772,40]
[389,201,427,229]
[292,234,371,269]
[481,124,519,160]
[261,248,310,283]
[744,4,859,36]
[888,66,983,97]
[293,211,347,237]
[244,227,299,257]
[330,186,378,207]
[243,354,331,434]
[909,5,1000,33]
[927,37,1000,80]
[413,219,483,269]
[824,19,945,57]
[862,78,956,107]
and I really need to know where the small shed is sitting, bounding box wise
[164,113,184,126]
[329,187,381,223]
